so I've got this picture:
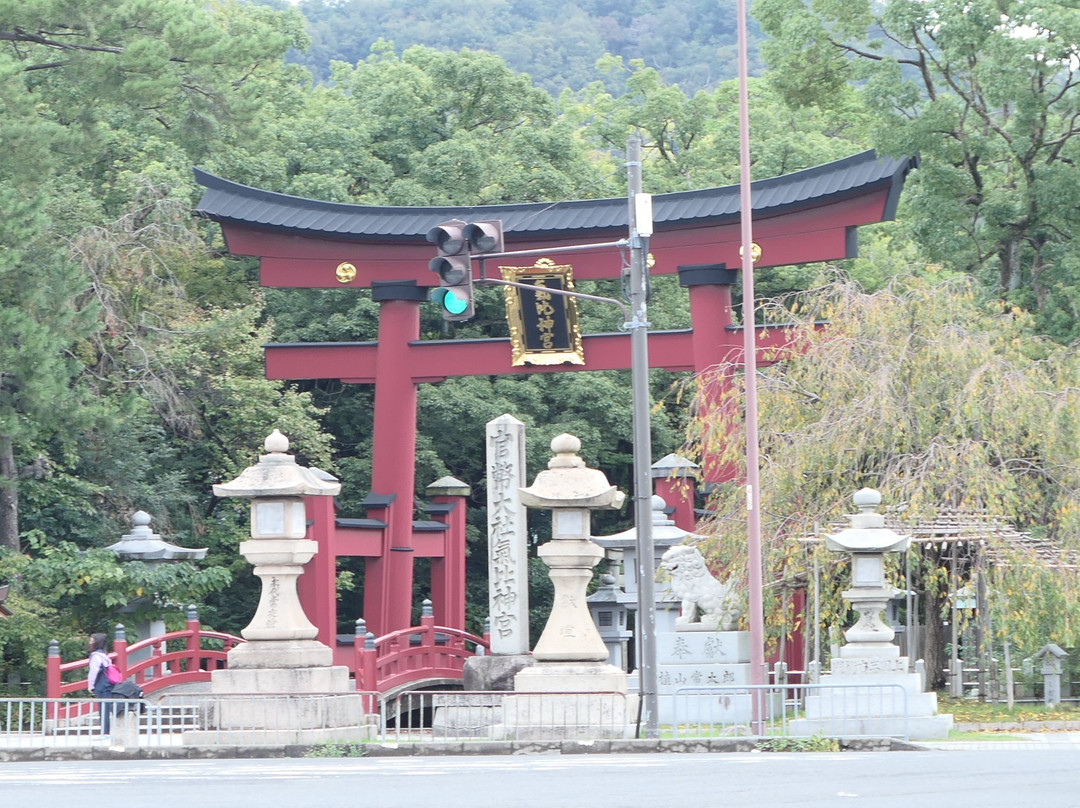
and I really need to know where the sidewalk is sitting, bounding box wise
[916,727,1080,751]
[0,735,902,762]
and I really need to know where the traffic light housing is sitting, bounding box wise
[427,219,504,321]
[428,220,474,321]
[463,220,504,254]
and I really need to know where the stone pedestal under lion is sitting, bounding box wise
[634,545,753,725]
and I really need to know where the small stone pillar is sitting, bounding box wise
[1035,644,1068,707]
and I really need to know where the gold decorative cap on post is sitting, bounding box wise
[213,430,341,499]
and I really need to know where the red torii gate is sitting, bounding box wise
[195,150,915,640]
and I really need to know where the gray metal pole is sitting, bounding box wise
[627,133,659,738]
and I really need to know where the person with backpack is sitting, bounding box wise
[87,632,116,735]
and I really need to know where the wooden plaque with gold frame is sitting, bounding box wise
[501,258,585,366]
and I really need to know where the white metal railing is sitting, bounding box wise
[383,690,639,743]
[3,685,912,749]
[670,683,910,740]
[1,698,161,748]
[1,694,383,749]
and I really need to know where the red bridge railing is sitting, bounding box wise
[45,606,244,718]
[354,600,489,694]
[46,601,488,712]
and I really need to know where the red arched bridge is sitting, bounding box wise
[47,602,489,710]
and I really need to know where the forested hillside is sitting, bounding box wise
[263,0,764,94]
[3,0,1080,694]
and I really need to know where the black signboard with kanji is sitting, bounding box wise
[500,259,584,366]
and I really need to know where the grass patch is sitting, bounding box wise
[756,734,840,752]
[305,741,369,757]
[946,730,1025,741]
[938,696,1080,724]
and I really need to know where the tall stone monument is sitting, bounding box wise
[486,414,530,653]
[789,488,953,740]
[463,415,536,690]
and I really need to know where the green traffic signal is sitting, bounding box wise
[431,287,470,316]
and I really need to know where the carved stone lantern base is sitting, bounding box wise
[531,538,610,662]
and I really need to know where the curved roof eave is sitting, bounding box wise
[193,150,916,242]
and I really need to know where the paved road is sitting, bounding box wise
[0,750,1078,808]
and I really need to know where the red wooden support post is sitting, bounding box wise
[420,599,436,645]
[299,494,339,648]
[651,455,699,533]
[149,641,163,684]
[113,624,128,674]
[363,287,425,636]
[419,600,435,670]
[46,640,61,703]
[186,604,200,672]
[425,477,469,631]
[681,267,743,487]
[360,632,378,693]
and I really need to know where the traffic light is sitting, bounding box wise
[428,219,474,321]
[463,220,504,254]
[427,219,504,321]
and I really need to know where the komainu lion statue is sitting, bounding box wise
[659,545,741,630]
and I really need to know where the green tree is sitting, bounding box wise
[0,199,101,551]
[0,0,312,550]
[689,274,1080,687]
[755,0,1080,340]
[561,58,871,192]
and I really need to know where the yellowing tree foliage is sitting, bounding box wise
[688,274,1080,687]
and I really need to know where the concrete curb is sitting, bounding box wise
[0,736,917,762]
[953,720,1080,733]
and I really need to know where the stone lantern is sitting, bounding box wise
[824,487,910,657]
[519,433,625,664]
[513,434,629,701]
[186,430,371,745]
[209,430,347,685]
[107,510,207,563]
[106,511,207,668]
[789,487,953,740]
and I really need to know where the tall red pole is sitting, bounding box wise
[737,0,766,689]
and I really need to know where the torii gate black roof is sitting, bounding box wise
[194,150,916,242]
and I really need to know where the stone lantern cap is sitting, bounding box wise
[106,511,207,562]
[213,429,341,499]
[595,494,697,551]
[519,433,625,510]
[824,488,910,553]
